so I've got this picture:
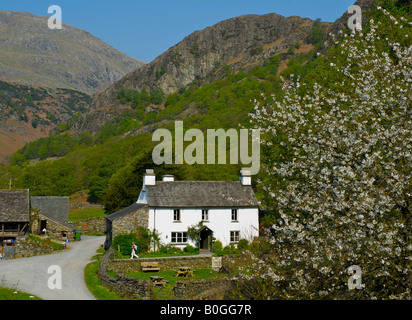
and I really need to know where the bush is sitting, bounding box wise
[223,245,232,254]
[112,232,138,256]
[248,238,272,254]
[183,244,196,253]
[112,227,151,256]
[237,239,249,252]
[212,240,223,254]
[159,244,183,254]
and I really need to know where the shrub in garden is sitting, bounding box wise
[212,240,223,254]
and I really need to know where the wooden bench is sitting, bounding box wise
[141,262,160,272]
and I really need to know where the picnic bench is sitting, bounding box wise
[150,276,169,287]
[141,262,160,272]
[176,266,194,277]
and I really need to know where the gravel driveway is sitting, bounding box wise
[0,235,105,300]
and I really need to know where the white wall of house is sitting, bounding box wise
[148,207,259,249]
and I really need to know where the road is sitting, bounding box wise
[0,235,105,300]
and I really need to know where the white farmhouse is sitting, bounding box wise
[104,169,260,251]
[139,169,259,250]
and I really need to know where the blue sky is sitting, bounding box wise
[2,0,355,62]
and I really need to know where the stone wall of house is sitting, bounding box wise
[104,205,149,250]
[98,248,151,300]
[112,207,149,236]
[31,213,75,240]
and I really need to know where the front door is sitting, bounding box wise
[199,227,213,250]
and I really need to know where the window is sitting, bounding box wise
[231,209,238,221]
[173,209,181,222]
[171,232,187,243]
[202,209,209,221]
[230,231,240,242]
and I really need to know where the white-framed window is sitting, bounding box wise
[171,232,187,243]
[173,209,181,222]
[202,209,209,221]
[230,231,240,242]
[231,209,238,221]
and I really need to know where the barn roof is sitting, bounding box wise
[31,196,69,223]
[0,189,30,222]
[145,181,259,208]
[105,203,147,221]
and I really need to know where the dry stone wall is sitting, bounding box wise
[98,248,151,299]
[107,255,212,273]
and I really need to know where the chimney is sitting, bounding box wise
[239,170,251,186]
[144,169,156,186]
[162,175,175,182]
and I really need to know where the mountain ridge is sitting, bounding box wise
[0,10,146,95]
[77,12,332,135]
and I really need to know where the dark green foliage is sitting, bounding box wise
[237,239,249,251]
[0,81,90,125]
[112,227,151,255]
[155,66,166,79]
[183,244,197,253]
[306,18,326,45]
[212,240,223,254]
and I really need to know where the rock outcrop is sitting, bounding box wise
[78,13,331,135]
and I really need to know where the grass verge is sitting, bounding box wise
[0,287,41,300]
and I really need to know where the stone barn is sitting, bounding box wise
[0,189,30,258]
[104,203,149,250]
[30,196,75,240]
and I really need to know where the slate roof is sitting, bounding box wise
[145,181,259,208]
[0,189,30,222]
[31,196,69,223]
[105,203,147,221]
[39,211,76,231]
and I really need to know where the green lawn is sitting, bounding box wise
[0,287,41,300]
[84,260,127,300]
[69,208,106,222]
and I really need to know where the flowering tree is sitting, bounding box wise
[249,6,411,299]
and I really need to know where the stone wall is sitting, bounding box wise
[98,249,151,300]
[98,249,255,300]
[14,236,62,258]
[112,207,149,236]
[69,217,105,235]
[105,204,149,249]
[107,255,213,273]
[173,278,234,300]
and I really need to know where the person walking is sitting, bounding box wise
[131,241,139,259]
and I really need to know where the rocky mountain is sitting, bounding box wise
[78,13,332,135]
[0,11,145,95]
